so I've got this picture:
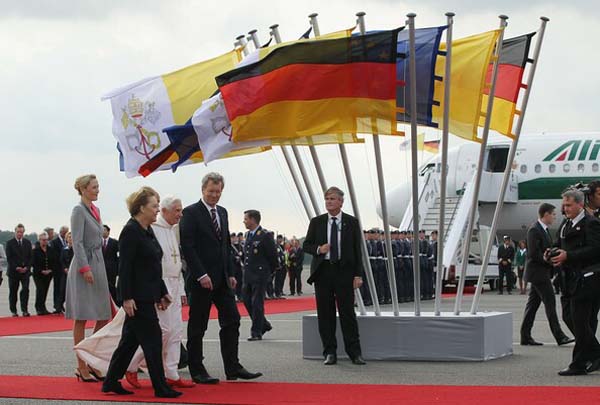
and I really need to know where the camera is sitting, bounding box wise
[549,247,561,258]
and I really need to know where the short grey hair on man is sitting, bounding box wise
[562,189,585,204]
[324,186,344,200]
[202,172,225,190]
[160,195,182,210]
[38,232,49,240]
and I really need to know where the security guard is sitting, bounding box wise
[242,210,278,341]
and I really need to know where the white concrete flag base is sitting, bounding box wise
[302,311,513,361]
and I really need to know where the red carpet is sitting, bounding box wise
[0,297,316,337]
[0,375,598,404]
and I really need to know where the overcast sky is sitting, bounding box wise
[1,0,598,238]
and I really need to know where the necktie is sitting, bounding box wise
[211,208,222,239]
[103,239,107,252]
[330,217,339,263]
[565,219,573,234]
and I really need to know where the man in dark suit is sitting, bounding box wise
[102,225,120,305]
[551,189,600,375]
[497,236,515,295]
[303,186,366,366]
[5,223,32,317]
[520,203,573,346]
[242,210,278,341]
[50,225,69,313]
[180,172,262,384]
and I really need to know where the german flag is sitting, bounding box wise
[216,29,404,144]
[480,33,535,137]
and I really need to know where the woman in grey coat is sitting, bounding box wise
[65,174,111,382]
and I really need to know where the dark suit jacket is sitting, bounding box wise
[303,212,363,284]
[497,244,515,267]
[180,201,233,288]
[32,243,60,276]
[243,226,278,285]
[118,218,168,304]
[524,221,553,284]
[554,213,600,298]
[102,237,119,280]
[5,238,32,278]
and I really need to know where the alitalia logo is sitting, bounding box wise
[543,140,600,162]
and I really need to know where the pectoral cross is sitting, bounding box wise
[171,249,179,264]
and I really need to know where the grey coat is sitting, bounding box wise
[65,202,111,321]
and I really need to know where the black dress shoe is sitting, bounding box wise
[351,355,366,365]
[324,354,337,365]
[586,357,600,373]
[155,389,182,398]
[262,324,273,334]
[520,338,543,346]
[226,367,263,380]
[22,312,30,317]
[247,336,262,341]
[11,312,18,317]
[557,336,575,346]
[191,364,219,384]
[101,383,134,395]
[558,367,587,376]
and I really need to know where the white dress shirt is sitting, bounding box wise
[571,209,585,227]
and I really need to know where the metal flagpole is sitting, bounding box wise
[239,32,314,220]
[269,24,323,217]
[307,13,370,315]
[406,13,422,316]
[355,12,399,316]
[470,16,549,314]
[434,12,454,316]
[453,15,508,315]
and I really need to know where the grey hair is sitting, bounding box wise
[160,195,182,210]
[38,232,48,240]
[202,172,225,190]
[325,186,344,200]
[59,225,69,233]
[562,189,585,204]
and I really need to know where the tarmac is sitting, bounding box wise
[0,271,598,404]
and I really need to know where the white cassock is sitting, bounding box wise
[74,214,186,380]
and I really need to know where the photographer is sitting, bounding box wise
[551,189,600,376]
[586,180,600,218]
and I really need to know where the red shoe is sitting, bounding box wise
[125,371,142,389]
[167,378,196,388]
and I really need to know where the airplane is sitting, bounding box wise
[385,131,600,240]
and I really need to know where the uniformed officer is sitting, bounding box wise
[242,210,278,341]
[360,231,373,306]
[231,233,244,302]
[418,230,432,300]
[391,231,405,302]
[377,230,392,305]
[429,230,439,298]
[404,231,415,301]
[367,230,381,303]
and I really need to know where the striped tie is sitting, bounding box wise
[211,208,221,239]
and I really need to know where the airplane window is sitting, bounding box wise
[594,163,599,172]
[563,163,571,173]
[578,163,585,173]
[485,148,509,172]
[549,164,556,173]
[520,165,527,174]
[534,164,541,173]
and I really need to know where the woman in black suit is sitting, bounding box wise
[101,187,181,399]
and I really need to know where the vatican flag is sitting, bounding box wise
[102,50,241,177]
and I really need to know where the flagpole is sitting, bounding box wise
[406,12,422,316]
[470,16,549,314]
[269,24,323,217]
[434,12,454,316]
[355,12,400,316]
[306,14,372,316]
[238,32,314,220]
[453,15,508,315]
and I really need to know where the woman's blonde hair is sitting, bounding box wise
[74,174,97,196]
[126,186,160,217]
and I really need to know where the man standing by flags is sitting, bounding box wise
[180,172,262,384]
[125,196,195,389]
[303,187,365,366]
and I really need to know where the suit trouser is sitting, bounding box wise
[520,278,566,342]
[498,265,513,292]
[106,271,118,306]
[265,273,275,298]
[564,296,600,370]
[33,273,52,312]
[187,280,241,376]
[128,278,184,380]
[103,302,171,395]
[289,267,303,294]
[403,259,415,300]
[274,268,286,296]
[314,261,361,358]
[8,273,30,313]
[52,270,67,311]
[234,265,243,299]
[243,279,271,337]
